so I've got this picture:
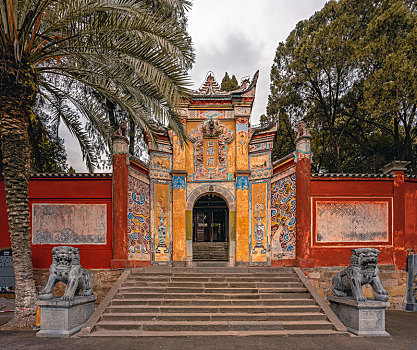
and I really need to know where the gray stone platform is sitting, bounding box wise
[405,254,417,311]
[328,295,390,336]
[37,295,96,338]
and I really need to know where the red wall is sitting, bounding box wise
[308,176,416,269]
[405,180,417,252]
[0,176,112,269]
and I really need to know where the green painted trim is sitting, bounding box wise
[230,210,236,242]
[186,210,193,240]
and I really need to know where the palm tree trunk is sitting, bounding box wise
[129,116,135,155]
[0,57,38,329]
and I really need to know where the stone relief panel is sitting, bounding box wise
[188,119,234,181]
[188,110,198,119]
[234,106,251,116]
[250,181,269,265]
[127,174,150,261]
[315,200,390,243]
[225,110,234,119]
[32,204,107,244]
[270,173,296,260]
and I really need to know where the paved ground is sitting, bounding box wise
[0,309,417,350]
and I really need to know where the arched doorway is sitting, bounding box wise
[193,194,229,261]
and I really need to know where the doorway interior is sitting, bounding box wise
[192,194,229,261]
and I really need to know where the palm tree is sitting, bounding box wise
[0,0,194,329]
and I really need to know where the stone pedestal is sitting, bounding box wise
[406,254,417,312]
[37,295,96,337]
[328,296,390,336]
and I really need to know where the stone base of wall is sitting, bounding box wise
[34,269,122,306]
[302,265,406,310]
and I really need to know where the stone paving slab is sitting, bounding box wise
[1,311,417,349]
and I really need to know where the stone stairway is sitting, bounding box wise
[193,242,229,261]
[80,267,347,337]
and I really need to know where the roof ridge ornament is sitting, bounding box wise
[198,72,221,95]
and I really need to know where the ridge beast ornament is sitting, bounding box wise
[38,246,94,301]
[332,248,389,302]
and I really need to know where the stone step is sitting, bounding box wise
[95,320,334,332]
[105,304,321,314]
[110,298,316,306]
[130,272,296,277]
[81,267,348,338]
[169,276,300,282]
[193,261,229,267]
[193,250,228,252]
[115,292,311,300]
[193,248,228,251]
[193,242,229,245]
[86,329,345,337]
[117,287,308,294]
[129,268,295,274]
[172,273,297,278]
[127,275,299,283]
[122,281,305,288]
[100,312,327,322]
[193,250,228,253]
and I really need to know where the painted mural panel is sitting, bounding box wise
[270,174,296,259]
[188,109,234,119]
[32,204,106,244]
[149,153,172,180]
[315,201,389,243]
[250,182,269,265]
[172,132,185,170]
[250,151,272,180]
[236,118,248,169]
[127,175,150,261]
[154,183,171,263]
[198,110,224,119]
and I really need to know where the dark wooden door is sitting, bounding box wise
[193,194,228,242]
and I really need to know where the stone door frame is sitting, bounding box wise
[185,184,236,266]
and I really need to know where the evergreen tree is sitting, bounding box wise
[221,72,239,91]
[221,72,231,91]
[267,0,417,174]
[230,75,239,90]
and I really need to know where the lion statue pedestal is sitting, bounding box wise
[327,248,390,337]
[405,254,417,312]
[36,246,96,338]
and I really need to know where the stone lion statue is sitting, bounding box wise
[332,248,389,302]
[38,246,94,301]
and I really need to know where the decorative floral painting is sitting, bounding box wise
[127,175,150,261]
[250,181,269,265]
[271,173,296,259]
[153,182,171,263]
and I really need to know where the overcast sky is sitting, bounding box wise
[65,0,328,172]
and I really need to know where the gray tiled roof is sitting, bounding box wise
[30,173,112,178]
[312,173,395,178]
